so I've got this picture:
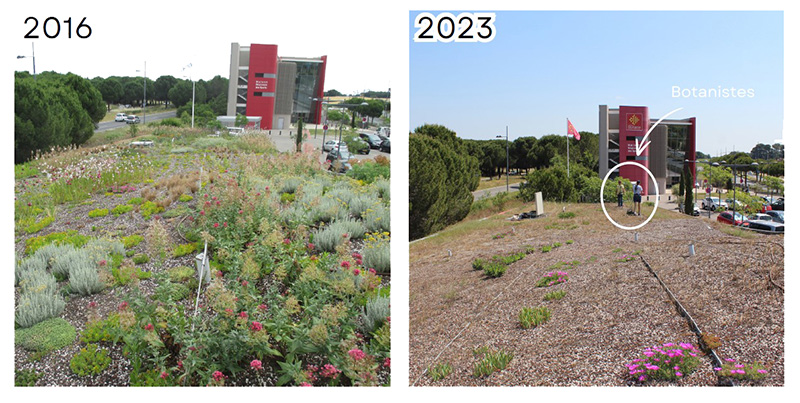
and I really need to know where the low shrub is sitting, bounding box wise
[178,194,194,202]
[15,369,41,386]
[70,343,111,376]
[15,317,76,353]
[360,295,390,334]
[69,259,105,295]
[541,245,552,253]
[80,314,120,343]
[483,262,507,278]
[88,208,109,218]
[122,234,144,249]
[25,216,54,234]
[128,197,144,205]
[132,254,150,264]
[167,266,196,283]
[15,291,66,328]
[472,258,487,271]
[111,204,134,216]
[50,247,90,281]
[140,201,164,219]
[518,306,551,329]
[172,243,197,258]
[362,235,390,273]
[24,230,91,255]
[15,254,48,285]
[18,268,58,296]
[363,203,390,233]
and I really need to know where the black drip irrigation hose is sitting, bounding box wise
[638,255,736,387]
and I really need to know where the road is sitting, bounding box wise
[95,111,177,132]
[473,183,520,199]
[263,127,390,164]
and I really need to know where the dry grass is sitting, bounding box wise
[410,202,783,386]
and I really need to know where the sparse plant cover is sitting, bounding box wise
[111,204,134,216]
[558,211,576,219]
[88,208,110,218]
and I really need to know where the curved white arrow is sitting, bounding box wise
[635,107,684,156]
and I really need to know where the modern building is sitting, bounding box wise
[599,105,696,195]
[226,43,327,130]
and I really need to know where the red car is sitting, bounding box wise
[717,211,747,226]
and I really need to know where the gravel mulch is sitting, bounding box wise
[409,205,783,386]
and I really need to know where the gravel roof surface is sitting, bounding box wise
[409,205,783,386]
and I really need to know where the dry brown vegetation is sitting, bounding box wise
[410,202,783,386]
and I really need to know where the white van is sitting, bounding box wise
[115,113,127,122]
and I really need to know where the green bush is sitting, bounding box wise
[24,230,90,255]
[80,314,120,343]
[15,254,48,286]
[172,243,197,258]
[346,162,390,183]
[132,253,150,264]
[88,208,109,218]
[15,317,76,353]
[50,247,89,280]
[70,343,111,376]
[111,204,134,216]
[128,197,144,205]
[483,262,507,278]
[25,216,54,234]
[178,194,194,202]
[140,201,164,219]
[518,306,551,329]
[15,369,41,386]
[122,234,144,248]
[472,258,487,271]
[18,268,59,296]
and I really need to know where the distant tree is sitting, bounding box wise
[154,75,178,106]
[295,117,304,153]
[684,166,694,216]
[324,89,342,97]
[123,80,143,106]
[92,77,123,111]
[168,80,203,108]
[520,165,575,202]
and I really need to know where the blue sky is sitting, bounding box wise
[409,11,784,156]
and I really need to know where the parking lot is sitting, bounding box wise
[256,127,390,165]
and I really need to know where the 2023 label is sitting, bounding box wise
[413,12,496,43]
[24,17,92,39]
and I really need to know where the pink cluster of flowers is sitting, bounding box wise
[250,359,263,370]
[627,342,700,382]
[110,184,136,193]
[714,358,769,378]
[543,271,569,286]
[348,348,366,361]
[251,321,263,331]
[212,371,227,382]
[305,363,341,383]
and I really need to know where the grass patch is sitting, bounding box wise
[558,211,576,219]
[473,347,514,377]
[428,362,453,381]
[543,290,566,301]
[518,306,551,329]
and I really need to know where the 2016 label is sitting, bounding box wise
[413,12,496,43]
[24,17,92,39]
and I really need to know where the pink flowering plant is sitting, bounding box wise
[714,358,769,381]
[535,271,570,288]
[627,342,702,383]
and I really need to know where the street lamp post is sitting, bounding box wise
[16,43,36,80]
[136,62,147,124]
[713,161,758,225]
[183,63,196,128]
[496,126,509,192]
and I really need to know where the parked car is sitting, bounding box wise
[115,113,127,122]
[748,213,772,222]
[379,138,391,153]
[326,149,353,173]
[770,198,784,211]
[358,132,383,149]
[717,211,747,226]
[701,197,728,210]
[725,198,744,210]
[745,220,784,233]
[759,203,773,213]
[125,115,140,124]
[376,126,390,136]
[377,134,390,144]
[323,140,347,152]
[765,210,784,223]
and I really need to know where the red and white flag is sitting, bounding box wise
[567,119,581,141]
